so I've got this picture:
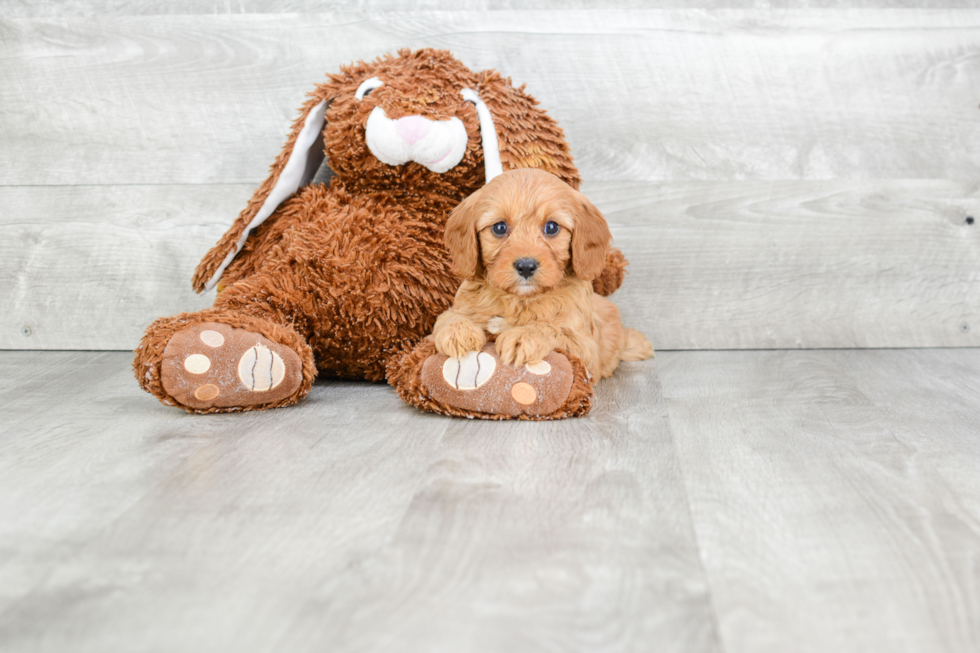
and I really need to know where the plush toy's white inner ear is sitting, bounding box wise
[204,99,328,292]
[461,88,503,185]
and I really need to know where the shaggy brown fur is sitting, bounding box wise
[134,49,628,413]
[434,169,653,381]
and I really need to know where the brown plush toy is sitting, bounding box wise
[134,49,628,418]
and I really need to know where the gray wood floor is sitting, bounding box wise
[2,349,978,652]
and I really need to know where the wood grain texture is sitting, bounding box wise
[5,1,976,17]
[2,10,979,185]
[657,348,980,653]
[2,349,979,651]
[3,9,979,351]
[0,185,248,349]
[598,179,980,349]
[3,180,977,350]
[0,351,717,653]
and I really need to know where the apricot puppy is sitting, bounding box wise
[433,168,653,380]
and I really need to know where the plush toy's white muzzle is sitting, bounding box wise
[365,108,468,174]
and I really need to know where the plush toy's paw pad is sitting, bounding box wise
[421,344,573,418]
[441,350,496,389]
[160,322,303,410]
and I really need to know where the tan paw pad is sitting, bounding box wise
[511,382,537,405]
[238,344,286,392]
[525,360,551,375]
[199,330,225,347]
[194,384,220,401]
[442,350,496,390]
[184,354,211,374]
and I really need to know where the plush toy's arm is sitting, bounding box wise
[591,247,628,297]
[191,93,330,293]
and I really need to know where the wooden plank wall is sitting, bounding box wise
[1,4,978,350]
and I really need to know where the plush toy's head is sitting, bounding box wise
[196,48,581,292]
[319,50,485,195]
[311,48,580,195]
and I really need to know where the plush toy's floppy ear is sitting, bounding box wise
[571,191,612,282]
[460,88,502,186]
[473,71,582,190]
[192,87,336,293]
[444,187,485,280]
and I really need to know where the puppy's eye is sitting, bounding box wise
[491,221,508,237]
[543,221,560,236]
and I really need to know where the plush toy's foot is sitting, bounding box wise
[135,312,316,413]
[160,321,306,410]
[387,339,594,420]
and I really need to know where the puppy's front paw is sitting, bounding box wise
[486,316,512,335]
[495,327,554,367]
[434,319,487,359]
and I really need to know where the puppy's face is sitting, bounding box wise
[445,169,611,295]
[475,183,572,296]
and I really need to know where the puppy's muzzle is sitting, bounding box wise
[514,258,539,279]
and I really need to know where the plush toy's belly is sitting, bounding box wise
[285,188,461,381]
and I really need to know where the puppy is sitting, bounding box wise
[433,168,653,380]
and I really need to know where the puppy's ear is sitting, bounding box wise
[571,192,612,282]
[445,189,485,280]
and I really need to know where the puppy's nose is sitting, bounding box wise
[514,258,538,279]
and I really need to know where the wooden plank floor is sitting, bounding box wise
[1,349,978,652]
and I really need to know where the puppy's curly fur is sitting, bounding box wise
[433,169,653,380]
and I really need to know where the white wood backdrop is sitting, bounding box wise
[2,6,979,350]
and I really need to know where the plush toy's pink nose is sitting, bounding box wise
[395,115,432,145]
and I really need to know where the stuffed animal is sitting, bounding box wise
[134,49,627,419]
